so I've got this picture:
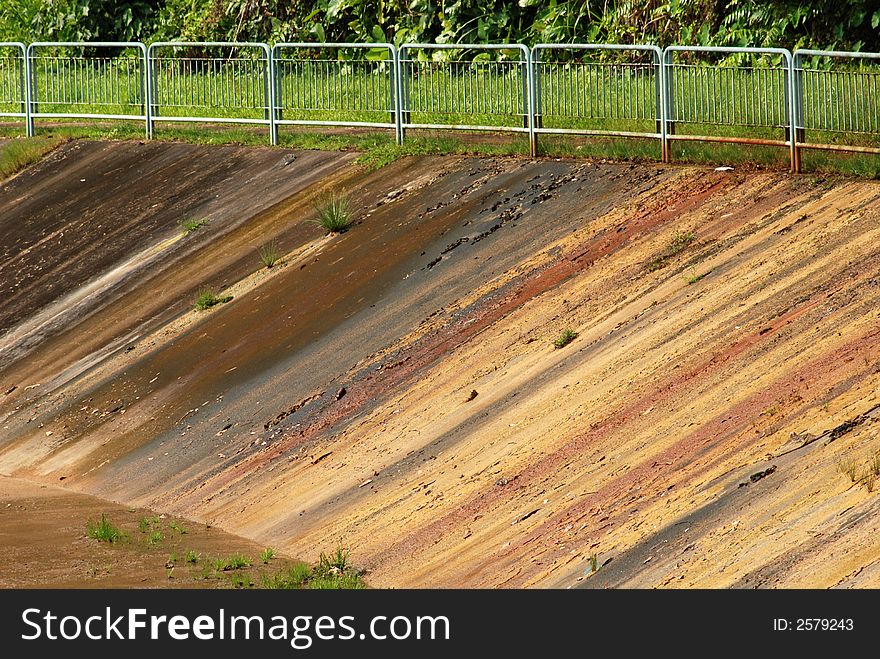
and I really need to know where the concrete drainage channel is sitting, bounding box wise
[2,139,880,589]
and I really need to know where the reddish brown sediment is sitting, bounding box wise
[2,138,880,589]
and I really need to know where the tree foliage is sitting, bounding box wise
[1,0,877,51]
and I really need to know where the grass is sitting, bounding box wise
[259,546,367,590]
[258,240,282,268]
[148,531,164,545]
[185,550,200,564]
[86,514,127,543]
[314,192,352,233]
[261,563,314,589]
[169,520,187,534]
[194,288,233,311]
[5,117,876,180]
[179,217,209,233]
[229,572,254,589]
[685,268,710,285]
[260,547,275,564]
[553,328,578,349]
[837,458,860,483]
[0,137,64,180]
[647,230,696,272]
[213,555,252,571]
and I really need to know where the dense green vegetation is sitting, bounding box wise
[1,1,878,52]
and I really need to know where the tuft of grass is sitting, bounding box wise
[86,514,127,543]
[313,192,352,233]
[318,546,350,573]
[169,520,187,535]
[862,471,876,493]
[0,137,64,179]
[870,450,880,477]
[837,458,860,483]
[553,328,578,349]
[213,555,252,571]
[148,531,164,545]
[185,550,200,564]
[167,552,178,564]
[258,240,282,268]
[685,268,710,285]
[194,288,233,311]
[229,572,254,589]
[260,547,275,564]
[308,572,367,589]
[179,217,209,233]
[261,562,313,589]
[647,230,696,272]
[589,553,599,573]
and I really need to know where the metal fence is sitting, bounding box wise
[26,42,148,136]
[0,43,26,122]
[148,41,272,141]
[3,40,879,172]
[397,43,532,142]
[664,46,794,167]
[532,44,663,158]
[792,49,880,170]
[272,42,398,144]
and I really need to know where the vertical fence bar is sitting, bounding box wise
[658,49,667,162]
[25,44,35,135]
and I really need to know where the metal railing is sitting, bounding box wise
[272,42,398,144]
[792,49,880,171]
[397,43,533,144]
[663,46,794,168]
[2,40,878,172]
[0,43,26,123]
[531,44,663,158]
[26,42,148,137]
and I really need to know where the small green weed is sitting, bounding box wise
[185,550,200,564]
[685,268,710,285]
[229,572,254,589]
[194,288,233,311]
[260,547,275,564]
[259,240,282,268]
[553,328,578,349]
[647,230,696,272]
[837,458,860,483]
[148,531,164,545]
[314,192,352,233]
[179,217,209,233]
[213,555,252,571]
[86,514,126,543]
[261,563,313,589]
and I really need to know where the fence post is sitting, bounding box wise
[139,43,151,140]
[24,44,35,136]
[661,48,673,163]
[789,53,803,173]
[397,46,408,143]
[16,44,30,137]
[261,44,276,146]
[523,45,536,157]
[273,45,283,124]
[148,43,160,130]
[390,45,400,144]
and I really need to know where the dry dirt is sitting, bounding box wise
[0,475,284,588]
[2,137,880,588]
